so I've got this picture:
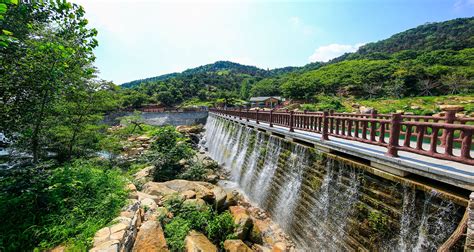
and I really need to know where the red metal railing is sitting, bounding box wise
[209,108,474,165]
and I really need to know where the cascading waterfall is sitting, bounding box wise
[204,115,465,251]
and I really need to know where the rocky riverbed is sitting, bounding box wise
[89,124,297,252]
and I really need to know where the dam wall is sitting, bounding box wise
[204,114,467,251]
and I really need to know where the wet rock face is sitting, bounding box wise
[185,230,218,252]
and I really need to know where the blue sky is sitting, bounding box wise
[72,0,474,84]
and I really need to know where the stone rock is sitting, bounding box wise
[142,182,178,198]
[272,242,287,252]
[128,191,139,200]
[132,221,169,252]
[176,125,203,134]
[183,198,207,209]
[178,159,188,166]
[126,183,137,192]
[137,191,160,204]
[140,198,158,211]
[93,227,111,246]
[181,190,197,199]
[110,223,128,234]
[109,230,125,241]
[395,110,404,114]
[185,230,217,252]
[410,105,421,110]
[439,104,464,112]
[229,206,252,240]
[253,244,272,252]
[120,211,134,219]
[359,106,374,114]
[223,239,252,252]
[112,216,132,227]
[164,180,215,201]
[250,219,272,245]
[212,186,227,209]
[90,239,120,252]
[206,174,219,184]
[133,166,155,184]
[149,207,169,221]
[224,191,239,208]
[136,135,151,142]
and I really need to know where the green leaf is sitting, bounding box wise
[2,29,12,36]
[0,4,7,14]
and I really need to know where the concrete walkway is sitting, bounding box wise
[215,114,474,191]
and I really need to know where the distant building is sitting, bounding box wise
[249,96,283,108]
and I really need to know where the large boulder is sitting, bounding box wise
[252,244,272,252]
[250,219,272,245]
[223,191,239,209]
[229,206,252,240]
[176,125,204,134]
[185,230,218,252]
[212,186,227,210]
[90,239,120,252]
[164,180,215,201]
[223,239,253,252]
[142,182,178,198]
[133,166,155,184]
[137,191,160,204]
[132,221,169,252]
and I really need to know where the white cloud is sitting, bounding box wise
[308,43,364,62]
[454,0,474,9]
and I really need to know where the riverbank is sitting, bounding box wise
[87,123,297,251]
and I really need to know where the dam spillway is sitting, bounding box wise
[204,114,467,251]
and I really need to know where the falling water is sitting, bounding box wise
[204,115,465,251]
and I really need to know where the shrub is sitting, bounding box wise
[147,126,195,181]
[164,217,191,251]
[162,199,236,250]
[0,160,128,251]
[206,211,237,246]
[178,161,207,181]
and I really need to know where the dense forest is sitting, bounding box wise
[122,17,474,108]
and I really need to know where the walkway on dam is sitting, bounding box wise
[214,113,474,191]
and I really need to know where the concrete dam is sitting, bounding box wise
[204,113,470,251]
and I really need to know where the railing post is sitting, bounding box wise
[441,110,456,147]
[269,109,273,127]
[239,107,242,120]
[370,109,377,141]
[289,110,294,132]
[322,111,329,140]
[246,109,249,122]
[329,110,334,134]
[256,109,259,124]
[386,113,402,157]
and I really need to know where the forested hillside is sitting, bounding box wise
[121,17,473,109]
[251,17,474,101]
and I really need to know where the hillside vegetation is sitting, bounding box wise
[121,17,474,109]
